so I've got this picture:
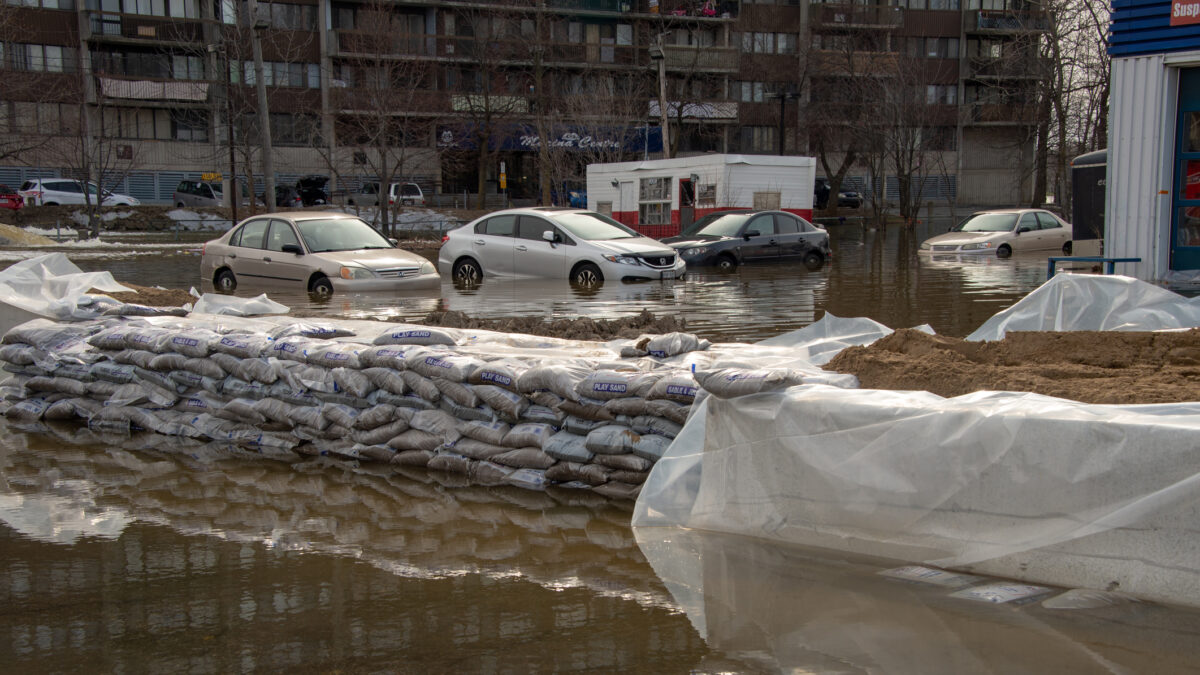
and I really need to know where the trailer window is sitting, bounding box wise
[639,177,672,225]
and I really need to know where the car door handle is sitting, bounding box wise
[474,239,485,245]
[515,245,528,252]
[228,253,237,259]
[263,257,272,263]
[769,239,778,245]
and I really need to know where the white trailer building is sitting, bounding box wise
[1107,0,1200,283]
[586,154,816,239]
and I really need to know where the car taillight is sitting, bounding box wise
[388,199,394,205]
[201,242,207,255]
[441,234,449,243]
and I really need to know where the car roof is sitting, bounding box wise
[971,208,1050,214]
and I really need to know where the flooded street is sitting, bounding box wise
[3,218,1198,673]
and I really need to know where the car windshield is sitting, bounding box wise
[956,213,1019,233]
[553,212,640,240]
[684,213,752,237]
[294,218,394,252]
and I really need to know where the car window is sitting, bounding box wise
[553,212,640,240]
[774,214,800,234]
[1036,212,1062,230]
[362,183,378,194]
[746,214,776,236]
[517,215,573,244]
[958,213,1018,232]
[1017,213,1038,231]
[295,217,393,252]
[266,219,301,252]
[401,184,420,196]
[687,212,751,237]
[236,219,269,249]
[19,181,33,191]
[50,181,79,193]
[477,214,516,237]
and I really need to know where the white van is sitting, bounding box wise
[347,182,425,207]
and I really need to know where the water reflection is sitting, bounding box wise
[0,420,716,672]
[635,527,1200,674]
[36,217,1063,339]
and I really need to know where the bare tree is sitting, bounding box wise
[329,0,432,235]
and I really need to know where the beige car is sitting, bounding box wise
[919,208,1073,258]
[200,212,439,295]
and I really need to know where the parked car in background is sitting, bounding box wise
[200,212,439,295]
[259,185,303,208]
[838,190,863,208]
[438,207,686,286]
[173,180,224,207]
[919,208,1073,258]
[295,175,328,206]
[661,209,831,271]
[18,178,140,206]
[346,182,425,207]
[0,184,24,211]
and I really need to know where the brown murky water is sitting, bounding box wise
[3,222,1197,673]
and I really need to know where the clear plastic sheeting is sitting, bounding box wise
[189,292,289,317]
[634,274,1200,607]
[967,273,1200,341]
[0,253,134,322]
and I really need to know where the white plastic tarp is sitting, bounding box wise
[634,273,1200,606]
[0,253,134,321]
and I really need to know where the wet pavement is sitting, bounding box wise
[3,219,1196,672]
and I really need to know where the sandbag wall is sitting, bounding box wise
[0,317,709,500]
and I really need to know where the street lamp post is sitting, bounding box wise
[247,0,274,210]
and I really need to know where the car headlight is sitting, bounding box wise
[961,242,994,250]
[602,254,639,265]
[339,265,376,279]
[420,261,435,274]
[919,242,931,250]
[681,246,709,257]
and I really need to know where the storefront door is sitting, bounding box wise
[1170,68,1200,270]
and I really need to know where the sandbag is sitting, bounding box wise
[332,367,372,398]
[408,352,486,382]
[490,447,556,470]
[503,423,554,450]
[353,403,398,430]
[426,451,472,473]
[386,429,443,452]
[432,377,479,408]
[591,453,652,472]
[694,367,809,398]
[400,371,441,402]
[363,367,406,395]
[632,415,682,439]
[446,437,510,460]
[358,345,413,369]
[439,398,494,422]
[271,322,356,340]
[307,342,363,370]
[473,384,528,420]
[647,374,699,403]
[460,420,509,445]
[518,362,594,401]
[520,404,562,426]
[391,449,434,467]
[352,417,411,445]
[409,409,461,442]
[557,398,615,422]
[591,481,642,501]
[544,431,594,463]
[468,360,528,392]
[545,461,611,486]
[645,398,691,425]
[585,425,639,455]
[373,326,456,346]
[212,333,272,359]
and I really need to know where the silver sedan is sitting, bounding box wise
[200,212,439,295]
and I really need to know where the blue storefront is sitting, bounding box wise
[1107,0,1200,282]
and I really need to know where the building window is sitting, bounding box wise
[171,109,208,142]
[638,177,671,225]
[926,84,957,105]
[738,126,777,154]
[741,32,795,54]
[171,54,204,80]
[238,60,320,88]
[6,44,78,73]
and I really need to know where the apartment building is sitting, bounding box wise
[0,0,1046,207]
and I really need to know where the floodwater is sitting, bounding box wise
[3,219,1197,673]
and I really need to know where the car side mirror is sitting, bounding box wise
[281,244,303,255]
[542,230,559,244]
[388,238,398,246]
[744,230,759,240]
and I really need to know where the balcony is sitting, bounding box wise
[648,100,738,120]
[86,11,206,44]
[964,10,1049,33]
[656,0,740,18]
[661,44,739,72]
[97,76,209,102]
[547,0,634,11]
[967,56,1046,80]
[811,2,902,28]
[332,30,432,58]
[964,102,1039,125]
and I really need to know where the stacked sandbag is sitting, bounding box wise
[0,317,712,500]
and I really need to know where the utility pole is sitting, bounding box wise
[650,32,670,158]
[247,0,275,210]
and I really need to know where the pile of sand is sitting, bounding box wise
[823,328,1200,404]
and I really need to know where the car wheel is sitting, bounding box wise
[214,268,237,293]
[803,252,825,270]
[176,202,185,208]
[309,276,334,296]
[716,254,738,272]
[1062,241,1073,255]
[452,258,483,284]
[43,201,58,206]
[996,244,1013,259]
[571,262,603,286]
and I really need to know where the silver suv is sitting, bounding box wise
[18,178,140,206]
[173,180,223,207]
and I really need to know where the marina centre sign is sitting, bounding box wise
[438,125,662,154]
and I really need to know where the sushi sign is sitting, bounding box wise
[1172,0,1200,25]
